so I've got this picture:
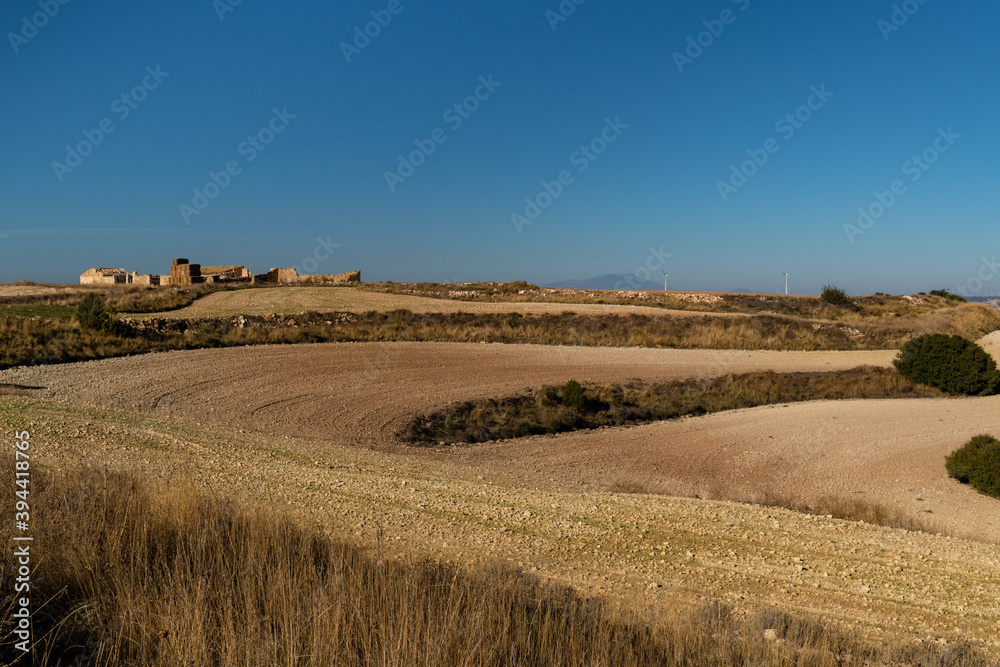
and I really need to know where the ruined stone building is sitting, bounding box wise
[252,267,300,284]
[82,257,360,286]
[202,265,252,282]
[80,268,129,285]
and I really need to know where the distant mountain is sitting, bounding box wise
[543,274,663,291]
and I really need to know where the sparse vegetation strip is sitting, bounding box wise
[2,284,998,370]
[0,282,235,314]
[363,281,981,320]
[1,459,987,666]
[0,310,904,370]
[400,367,942,445]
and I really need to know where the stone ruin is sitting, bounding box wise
[81,258,360,287]
[79,268,129,285]
[251,268,362,285]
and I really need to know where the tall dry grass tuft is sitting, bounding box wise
[607,482,938,535]
[749,491,937,534]
[1,460,989,665]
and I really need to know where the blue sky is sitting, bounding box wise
[1,0,997,295]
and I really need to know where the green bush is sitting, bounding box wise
[893,333,1000,395]
[75,293,126,336]
[929,289,966,303]
[820,285,851,306]
[563,380,586,410]
[946,434,1000,498]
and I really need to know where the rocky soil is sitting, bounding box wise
[3,395,998,654]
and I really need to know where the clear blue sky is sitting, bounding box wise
[2,0,998,295]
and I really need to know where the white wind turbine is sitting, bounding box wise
[782,272,789,295]
[663,272,668,292]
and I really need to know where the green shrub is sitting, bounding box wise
[929,289,966,303]
[946,434,1000,498]
[821,285,851,306]
[563,380,586,410]
[893,333,1000,395]
[75,293,125,336]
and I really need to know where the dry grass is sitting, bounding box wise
[130,309,988,352]
[0,311,888,371]
[0,460,988,666]
[609,481,938,535]
[0,283,238,314]
[399,367,943,444]
[363,281,990,320]
[2,302,997,370]
[753,492,936,533]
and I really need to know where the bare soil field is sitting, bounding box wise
[8,342,1000,540]
[6,314,1000,655]
[0,343,896,449]
[144,286,748,318]
[3,393,999,653]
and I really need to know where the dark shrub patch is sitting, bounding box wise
[929,289,966,303]
[946,434,1000,499]
[563,380,586,410]
[821,285,851,306]
[893,333,1000,395]
[400,367,942,445]
[75,293,128,336]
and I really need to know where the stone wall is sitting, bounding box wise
[252,267,299,284]
[132,274,161,286]
[80,268,127,285]
[297,270,362,285]
[202,265,251,281]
